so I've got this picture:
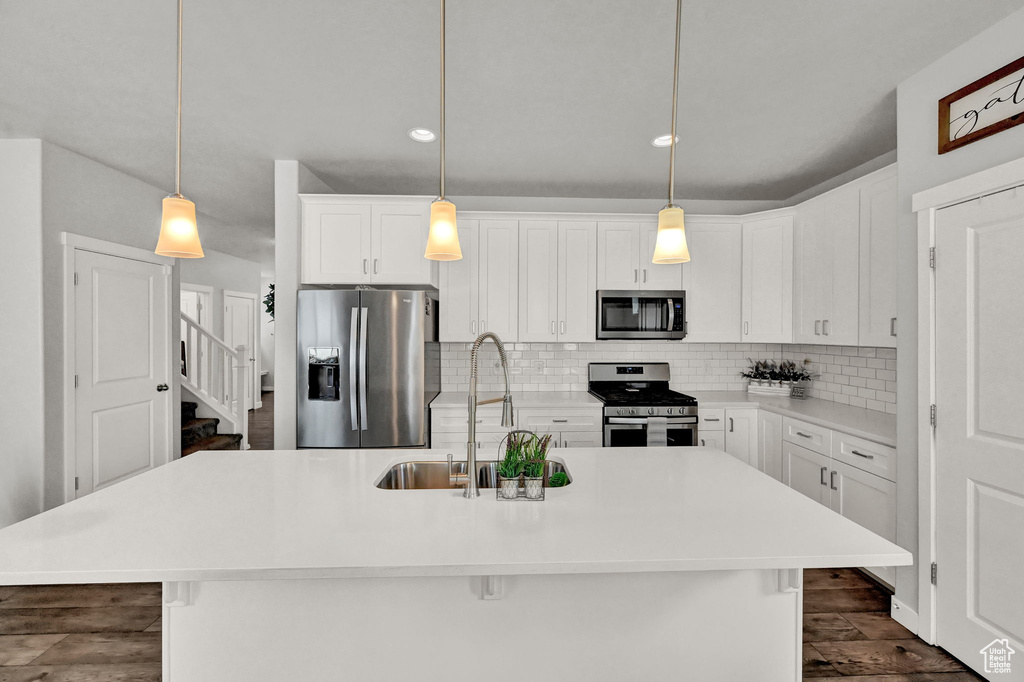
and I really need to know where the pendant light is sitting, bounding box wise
[155,0,204,258]
[424,0,462,261]
[652,0,690,265]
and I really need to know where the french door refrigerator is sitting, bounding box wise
[297,289,439,448]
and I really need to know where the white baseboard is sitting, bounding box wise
[263,385,274,392]
[891,596,919,634]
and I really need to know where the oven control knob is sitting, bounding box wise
[629,408,636,415]
[667,408,674,415]
[617,408,625,415]
[648,407,655,415]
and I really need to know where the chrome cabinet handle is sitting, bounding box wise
[560,321,566,335]
[643,269,648,283]
[820,466,828,485]
[480,319,486,332]
[552,419,568,423]
[704,417,720,422]
[471,320,477,334]
[634,269,638,283]
[701,439,706,446]
[373,258,379,274]
[851,449,875,460]
[744,321,749,335]
[823,319,830,336]
[890,317,897,337]
[814,320,821,336]
[551,321,555,335]
[797,431,812,439]
[830,470,838,491]
[363,259,368,274]
[729,417,734,433]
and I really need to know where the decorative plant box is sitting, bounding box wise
[495,476,545,502]
[746,380,797,397]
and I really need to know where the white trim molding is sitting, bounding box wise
[891,596,919,635]
[911,154,1024,645]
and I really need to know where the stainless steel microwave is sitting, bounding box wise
[596,290,687,340]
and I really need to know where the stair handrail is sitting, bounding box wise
[180,311,249,450]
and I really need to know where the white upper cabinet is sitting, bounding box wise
[680,222,742,342]
[858,169,899,348]
[793,186,860,346]
[301,202,372,284]
[300,196,437,286]
[597,221,681,290]
[741,215,793,343]
[477,220,519,340]
[438,220,479,343]
[518,221,598,343]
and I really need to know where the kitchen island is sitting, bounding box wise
[0,447,910,681]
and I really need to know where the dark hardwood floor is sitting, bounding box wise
[247,390,274,450]
[0,567,984,679]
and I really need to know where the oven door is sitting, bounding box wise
[597,290,686,340]
[604,417,698,447]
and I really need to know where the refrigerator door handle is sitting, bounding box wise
[349,308,359,431]
[359,307,368,431]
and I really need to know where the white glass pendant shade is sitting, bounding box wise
[155,195,204,258]
[424,199,462,261]
[652,206,690,264]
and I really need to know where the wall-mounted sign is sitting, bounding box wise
[938,55,1024,155]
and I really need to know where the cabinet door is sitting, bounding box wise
[700,431,725,450]
[793,199,825,344]
[439,219,479,342]
[640,223,683,289]
[518,221,559,342]
[370,203,435,285]
[824,187,860,345]
[859,172,899,348]
[742,215,793,343]
[301,203,372,284]
[597,222,640,289]
[757,410,784,482]
[478,220,519,340]
[680,222,742,342]
[724,409,757,467]
[558,221,598,342]
[782,442,830,506]
[829,459,897,585]
[559,432,602,449]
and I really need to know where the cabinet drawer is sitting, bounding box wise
[518,408,601,433]
[698,409,726,431]
[782,417,832,456]
[832,432,895,482]
[430,407,509,433]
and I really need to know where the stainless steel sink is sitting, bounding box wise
[375,460,572,490]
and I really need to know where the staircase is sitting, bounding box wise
[181,401,243,457]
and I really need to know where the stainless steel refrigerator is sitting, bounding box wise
[297,289,439,448]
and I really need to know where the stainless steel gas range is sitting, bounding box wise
[587,363,699,447]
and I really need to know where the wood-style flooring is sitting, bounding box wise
[247,390,274,450]
[0,568,982,680]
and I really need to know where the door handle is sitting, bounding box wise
[823,319,830,336]
[814,320,821,336]
[729,417,734,433]
[744,321,749,336]
[704,417,720,422]
[830,470,838,491]
[701,439,706,446]
[359,307,368,431]
[552,419,568,423]
[373,258,379,274]
[350,308,359,430]
[480,320,485,332]
[634,269,638,283]
[471,320,477,335]
[890,317,897,337]
[820,466,828,486]
[796,431,812,439]
[363,259,368,274]
[551,321,556,335]
[156,384,169,392]
[560,321,565,335]
[643,269,648,283]
[851,449,875,460]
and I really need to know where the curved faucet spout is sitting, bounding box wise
[465,333,515,498]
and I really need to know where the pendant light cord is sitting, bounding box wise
[439,0,446,201]
[667,0,681,207]
[175,0,184,197]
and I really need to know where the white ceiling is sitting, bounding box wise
[2,0,1022,267]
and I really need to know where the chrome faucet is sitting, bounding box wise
[452,332,514,498]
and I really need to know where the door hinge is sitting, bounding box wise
[931,562,937,585]
[929,247,936,269]
[74,476,79,491]
[74,272,79,286]
[930,404,937,427]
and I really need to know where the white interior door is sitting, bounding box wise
[935,186,1024,678]
[74,249,171,497]
[224,293,258,411]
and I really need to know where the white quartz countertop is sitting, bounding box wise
[0,448,910,585]
[431,391,602,409]
[687,392,897,447]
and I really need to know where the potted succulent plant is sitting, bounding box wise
[497,432,528,499]
[522,434,553,500]
[741,359,814,397]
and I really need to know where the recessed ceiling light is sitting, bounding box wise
[651,134,679,148]
[408,128,437,143]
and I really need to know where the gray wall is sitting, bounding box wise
[894,5,1024,613]
[179,248,263,340]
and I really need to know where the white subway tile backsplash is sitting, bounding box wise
[440,341,897,414]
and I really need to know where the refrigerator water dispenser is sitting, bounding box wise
[307,347,340,401]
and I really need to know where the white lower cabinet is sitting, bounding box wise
[551,432,603,449]
[724,409,757,467]
[430,406,601,453]
[783,441,831,506]
[699,431,725,450]
[757,411,783,482]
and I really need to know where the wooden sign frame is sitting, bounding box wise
[938,55,1024,155]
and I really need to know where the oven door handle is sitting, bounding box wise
[607,417,698,425]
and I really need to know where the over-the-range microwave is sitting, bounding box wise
[596,290,687,340]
